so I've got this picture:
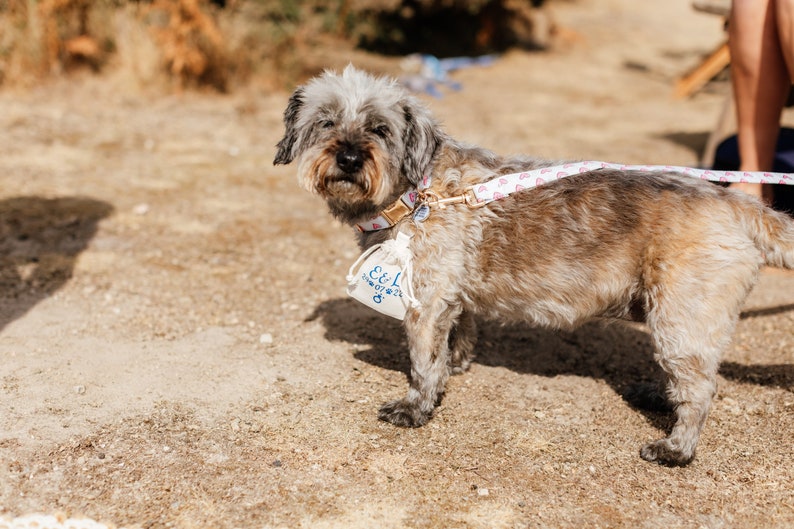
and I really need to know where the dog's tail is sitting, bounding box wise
[742,199,794,269]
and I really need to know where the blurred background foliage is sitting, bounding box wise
[0,0,554,91]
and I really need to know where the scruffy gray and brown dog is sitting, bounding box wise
[274,66,794,466]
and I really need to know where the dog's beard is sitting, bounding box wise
[297,144,400,223]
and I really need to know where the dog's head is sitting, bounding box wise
[274,66,444,222]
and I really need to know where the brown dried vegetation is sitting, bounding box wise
[0,0,553,91]
[146,0,227,91]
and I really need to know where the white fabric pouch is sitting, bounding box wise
[346,231,419,320]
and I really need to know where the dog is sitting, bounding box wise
[274,66,794,466]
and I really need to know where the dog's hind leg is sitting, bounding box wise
[640,277,745,465]
[378,303,460,427]
[639,342,719,466]
[448,310,477,374]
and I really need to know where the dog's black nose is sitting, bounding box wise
[336,146,364,173]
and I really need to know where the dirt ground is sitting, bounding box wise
[1,1,793,528]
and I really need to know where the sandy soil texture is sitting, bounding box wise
[1,1,792,528]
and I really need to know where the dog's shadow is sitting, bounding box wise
[0,196,114,331]
[307,298,794,430]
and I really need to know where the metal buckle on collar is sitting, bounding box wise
[381,198,413,225]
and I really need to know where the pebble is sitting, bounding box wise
[477,488,490,497]
[259,333,274,345]
[73,385,86,395]
[132,203,150,215]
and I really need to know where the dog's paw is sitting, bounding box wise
[640,439,694,466]
[448,358,472,376]
[378,399,431,427]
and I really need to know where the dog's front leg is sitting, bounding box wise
[378,303,459,427]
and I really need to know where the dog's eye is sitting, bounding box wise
[321,120,335,129]
[372,125,390,138]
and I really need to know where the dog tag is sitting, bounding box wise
[412,204,431,223]
[346,231,418,320]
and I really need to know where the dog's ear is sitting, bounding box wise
[401,100,443,185]
[274,87,305,165]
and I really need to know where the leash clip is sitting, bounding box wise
[462,187,488,208]
[419,190,465,209]
[419,188,488,210]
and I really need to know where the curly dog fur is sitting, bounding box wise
[274,66,794,465]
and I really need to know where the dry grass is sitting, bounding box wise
[0,0,114,85]
[0,0,357,91]
[0,0,553,92]
[145,0,227,91]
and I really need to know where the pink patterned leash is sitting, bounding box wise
[358,162,794,231]
[469,161,794,205]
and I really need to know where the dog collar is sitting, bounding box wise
[356,174,434,232]
[355,190,421,232]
